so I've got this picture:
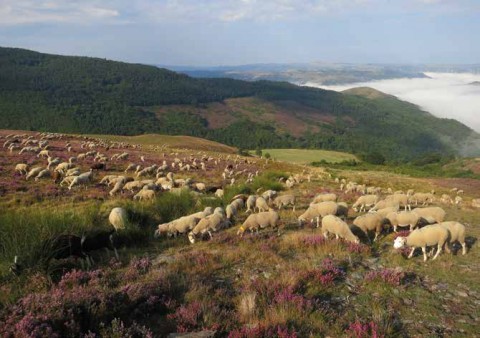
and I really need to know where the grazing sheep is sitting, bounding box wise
[255,196,270,213]
[371,206,399,218]
[472,199,480,208]
[385,194,411,211]
[411,192,435,206]
[273,194,296,211]
[298,201,338,227]
[34,169,51,181]
[15,163,29,175]
[100,175,118,185]
[321,215,359,243]
[188,209,229,243]
[262,190,277,202]
[230,198,245,210]
[312,193,337,204]
[68,170,93,190]
[237,210,280,237]
[133,189,155,201]
[245,195,257,213]
[109,207,129,231]
[109,180,124,196]
[155,215,202,238]
[26,167,44,180]
[352,195,379,212]
[215,189,224,198]
[412,207,446,225]
[123,180,145,193]
[386,211,420,232]
[125,163,137,173]
[225,204,237,222]
[393,224,450,261]
[440,194,454,205]
[91,163,106,171]
[336,202,349,220]
[455,196,463,206]
[353,213,385,242]
[437,221,467,255]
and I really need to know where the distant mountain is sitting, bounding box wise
[343,87,392,99]
[1,47,479,161]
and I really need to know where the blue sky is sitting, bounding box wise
[0,0,479,66]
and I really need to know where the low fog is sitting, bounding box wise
[305,72,480,133]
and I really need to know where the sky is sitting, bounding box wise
[306,72,480,132]
[1,0,480,66]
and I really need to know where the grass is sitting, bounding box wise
[253,148,359,164]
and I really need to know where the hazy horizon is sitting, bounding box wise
[306,72,480,133]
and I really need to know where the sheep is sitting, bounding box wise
[245,195,257,213]
[384,194,411,211]
[225,204,238,222]
[155,215,201,238]
[109,180,124,196]
[188,209,229,243]
[193,182,206,192]
[15,163,29,175]
[262,190,277,202]
[298,201,338,227]
[68,170,93,190]
[133,189,155,201]
[369,199,397,212]
[81,229,119,263]
[455,196,463,206]
[255,196,270,212]
[231,198,245,210]
[215,189,224,198]
[34,169,51,181]
[312,193,337,204]
[411,192,435,206]
[412,207,446,225]
[385,211,420,232]
[55,162,73,173]
[371,206,399,218]
[37,149,50,158]
[440,194,453,205]
[273,194,296,211]
[26,167,44,180]
[472,199,480,208]
[123,180,145,193]
[353,213,385,242]
[436,221,467,255]
[393,224,450,261]
[100,175,118,185]
[352,195,379,212]
[321,215,359,243]
[91,163,106,171]
[65,168,81,177]
[109,207,129,231]
[237,210,280,237]
[125,163,137,173]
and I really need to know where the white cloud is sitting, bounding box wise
[305,72,480,133]
[0,0,120,26]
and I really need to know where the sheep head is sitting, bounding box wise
[393,237,407,249]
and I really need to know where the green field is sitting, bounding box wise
[255,148,358,164]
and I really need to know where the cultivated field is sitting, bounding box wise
[256,148,359,164]
[0,129,479,337]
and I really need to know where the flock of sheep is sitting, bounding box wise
[1,131,476,273]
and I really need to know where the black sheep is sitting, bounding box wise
[91,163,106,171]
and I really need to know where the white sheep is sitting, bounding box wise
[109,207,129,231]
[393,224,449,261]
[237,210,280,237]
[255,196,270,212]
[385,194,411,211]
[412,207,446,225]
[273,194,296,211]
[133,189,155,201]
[261,190,277,202]
[298,201,338,227]
[245,195,257,213]
[385,211,420,232]
[188,209,229,243]
[109,180,124,196]
[437,221,467,255]
[352,195,379,212]
[68,170,93,190]
[215,189,224,198]
[34,169,51,181]
[312,193,337,204]
[321,215,359,243]
[370,206,399,218]
[411,192,435,206]
[26,167,44,180]
[123,181,145,193]
[15,163,29,175]
[353,213,385,242]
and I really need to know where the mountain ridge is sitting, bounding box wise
[1,46,479,161]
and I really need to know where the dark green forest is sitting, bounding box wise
[0,47,478,161]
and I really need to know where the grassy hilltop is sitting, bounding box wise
[0,130,479,337]
[1,47,480,161]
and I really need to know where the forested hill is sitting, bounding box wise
[1,46,479,161]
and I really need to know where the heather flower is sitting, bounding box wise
[228,324,298,338]
[346,320,384,338]
[364,269,405,287]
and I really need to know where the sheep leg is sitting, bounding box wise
[316,217,320,228]
[408,247,416,259]
[432,245,442,260]
[444,244,451,254]
[461,243,467,255]
[113,247,119,260]
[323,232,329,240]
[422,247,428,262]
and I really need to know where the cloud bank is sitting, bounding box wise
[305,72,480,133]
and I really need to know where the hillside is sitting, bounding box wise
[1,47,480,161]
